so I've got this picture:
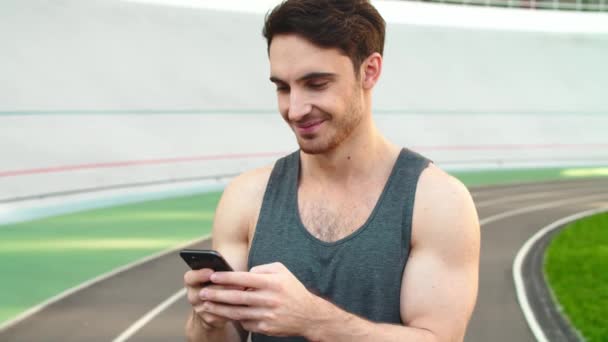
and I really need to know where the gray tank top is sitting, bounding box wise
[247,148,430,341]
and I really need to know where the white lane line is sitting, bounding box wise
[470,179,604,199]
[113,288,187,342]
[114,191,608,341]
[0,235,209,333]
[475,182,608,209]
[476,190,565,209]
[512,207,608,342]
[479,192,608,226]
[471,183,571,200]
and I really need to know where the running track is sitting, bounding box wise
[2,178,607,341]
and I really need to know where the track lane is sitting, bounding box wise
[1,179,607,341]
[465,202,608,341]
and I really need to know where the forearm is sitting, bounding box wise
[186,310,247,342]
[307,298,437,342]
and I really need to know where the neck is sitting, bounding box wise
[299,115,400,186]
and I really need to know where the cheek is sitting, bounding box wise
[325,84,351,107]
[279,105,290,121]
[276,94,289,118]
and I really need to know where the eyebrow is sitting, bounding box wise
[269,72,337,84]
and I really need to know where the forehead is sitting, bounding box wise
[268,34,353,80]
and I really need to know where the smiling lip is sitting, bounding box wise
[295,120,324,134]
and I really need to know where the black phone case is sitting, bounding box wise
[180,249,234,272]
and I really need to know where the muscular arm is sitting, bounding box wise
[185,167,272,342]
[307,165,480,342]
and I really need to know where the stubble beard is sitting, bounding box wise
[296,94,363,155]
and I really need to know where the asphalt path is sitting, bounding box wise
[2,178,608,341]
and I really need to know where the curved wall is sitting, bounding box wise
[1,0,607,201]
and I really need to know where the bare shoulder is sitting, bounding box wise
[217,164,274,229]
[223,165,274,204]
[415,163,472,206]
[412,163,480,255]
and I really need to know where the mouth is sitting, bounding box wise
[295,119,325,135]
[296,119,324,129]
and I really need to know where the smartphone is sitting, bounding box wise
[180,249,234,272]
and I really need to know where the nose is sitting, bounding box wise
[287,90,312,121]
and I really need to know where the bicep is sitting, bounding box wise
[210,168,271,273]
[400,171,480,341]
[211,188,250,272]
[400,244,478,340]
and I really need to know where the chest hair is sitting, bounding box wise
[298,190,379,243]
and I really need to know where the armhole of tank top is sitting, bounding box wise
[401,157,432,264]
[247,157,285,271]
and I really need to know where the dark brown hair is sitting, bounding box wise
[263,0,386,72]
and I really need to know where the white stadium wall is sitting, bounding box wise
[1,0,608,201]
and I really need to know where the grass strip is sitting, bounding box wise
[544,212,608,341]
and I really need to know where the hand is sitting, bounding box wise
[184,268,244,329]
[199,262,320,337]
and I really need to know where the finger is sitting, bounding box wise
[206,284,245,291]
[250,262,285,274]
[201,312,228,329]
[241,320,262,334]
[210,271,272,289]
[193,303,207,315]
[188,287,241,307]
[187,288,203,305]
[194,304,230,321]
[194,305,230,329]
[240,320,257,333]
[203,301,267,321]
[241,320,282,336]
[200,287,271,307]
[184,269,215,287]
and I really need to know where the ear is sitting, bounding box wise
[360,52,383,90]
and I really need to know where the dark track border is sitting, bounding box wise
[522,220,590,341]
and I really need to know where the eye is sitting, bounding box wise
[276,86,290,93]
[308,82,328,90]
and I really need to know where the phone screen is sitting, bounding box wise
[180,249,234,272]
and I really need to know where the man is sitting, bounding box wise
[184,1,480,341]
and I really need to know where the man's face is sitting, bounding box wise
[269,34,364,155]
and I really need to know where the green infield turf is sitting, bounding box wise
[452,166,608,187]
[0,165,607,325]
[0,192,220,324]
[544,211,608,341]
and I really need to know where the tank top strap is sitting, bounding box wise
[248,150,300,270]
[376,148,431,251]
